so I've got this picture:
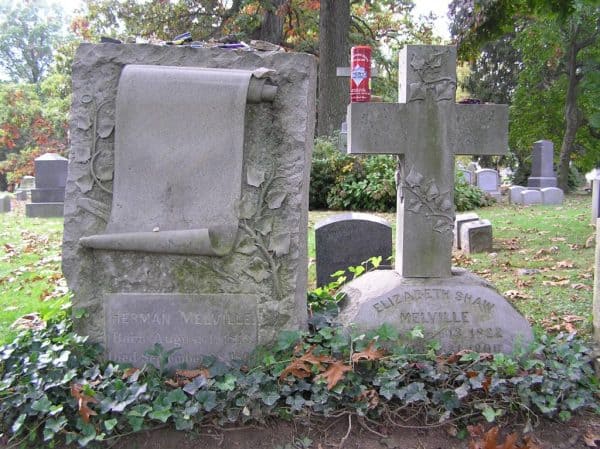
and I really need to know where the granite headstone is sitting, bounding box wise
[26,153,68,217]
[528,140,557,188]
[0,193,10,213]
[315,213,392,287]
[476,168,501,200]
[592,178,600,225]
[63,44,317,368]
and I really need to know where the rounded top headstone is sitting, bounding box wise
[35,153,68,161]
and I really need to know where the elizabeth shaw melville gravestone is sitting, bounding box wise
[63,44,317,368]
[337,45,532,353]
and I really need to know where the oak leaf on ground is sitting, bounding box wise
[351,340,386,362]
[70,383,99,423]
[315,361,353,390]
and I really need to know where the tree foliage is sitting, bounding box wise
[451,0,600,191]
[0,0,65,83]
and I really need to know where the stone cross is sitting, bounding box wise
[346,45,508,278]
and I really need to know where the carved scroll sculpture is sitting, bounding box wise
[79,65,276,256]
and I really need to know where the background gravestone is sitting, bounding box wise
[63,44,317,367]
[509,186,525,204]
[528,140,557,188]
[0,193,10,213]
[315,213,392,287]
[454,212,479,250]
[476,168,501,200]
[592,177,600,225]
[15,176,35,201]
[26,153,68,218]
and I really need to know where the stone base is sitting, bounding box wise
[26,202,64,218]
[527,177,557,188]
[336,269,533,354]
[31,188,65,203]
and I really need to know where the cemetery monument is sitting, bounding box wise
[63,44,316,367]
[26,153,68,218]
[338,45,532,353]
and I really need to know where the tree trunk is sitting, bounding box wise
[253,0,286,44]
[317,0,350,137]
[557,31,582,192]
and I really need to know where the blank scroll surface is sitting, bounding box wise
[80,65,254,255]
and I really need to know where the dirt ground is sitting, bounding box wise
[106,413,600,449]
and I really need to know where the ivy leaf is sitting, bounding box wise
[237,194,257,219]
[196,390,217,411]
[266,191,287,209]
[407,200,422,213]
[76,173,94,194]
[426,182,439,201]
[148,407,172,423]
[11,413,26,434]
[43,417,67,441]
[247,166,266,187]
[31,395,53,413]
[482,406,498,422]
[215,373,237,392]
[260,389,281,406]
[235,236,257,255]
[398,382,427,404]
[268,232,291,256]
[244,257,270,282]
[182,376,207,396]
[97,117,114,139]
[103,418,118,432]
[95,164,113,182]
[315,361,353,390]
[255,216,274,236]
[405,167,423,187]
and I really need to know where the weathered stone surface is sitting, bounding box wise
[592,178,600,225]
[509,186,526,204]
[347,45,508,278]
[521,189,542,205]
[340,44,530,354]
[460,219,493,254]
[476,169,501,200]
[528,140,557,188]
[337,269,533,353]
[0,193,10,213]
[26,203,64,217]
[106,294,259,368]
[33,153,68,189]
[541,187,564,205]
[315,213,392,287]
[63,44,317,366]
[453,212,479,250]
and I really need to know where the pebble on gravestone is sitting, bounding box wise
[521,189,542,205]
[528,140,557,188]
[63,44,317,368]
[337,45,532,353]
[26,153,68,218]
[315,212,392,287]
[541,187,564,205]
[454,212,479,250]
[509,186,526,205]
[460,219,493,254]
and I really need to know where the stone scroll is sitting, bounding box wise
[63,44,317,368]
[79,65,273,256]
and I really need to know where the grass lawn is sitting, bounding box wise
[0,193,595,343]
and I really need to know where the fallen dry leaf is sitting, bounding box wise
[571,283,592,291]
[550,237,566,242]
[70,383,99,423]
[10,313,46,331]
[555,259,576,269]
[542,279,570,287]
[584,430,600,447]
[352,340,386,363]
[504,290,532,300]
[279,346,333,381]
[315,361,353,390]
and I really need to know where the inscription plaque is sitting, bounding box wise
[106,294,259,367]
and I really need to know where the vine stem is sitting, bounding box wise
[240,222,282,300]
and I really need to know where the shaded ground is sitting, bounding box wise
[104,414,600,449]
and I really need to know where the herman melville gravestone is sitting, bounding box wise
[63,44,316,367]
[338,45,532,353]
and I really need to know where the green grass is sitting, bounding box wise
[0,194,595,344]
[0,202,69,343]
